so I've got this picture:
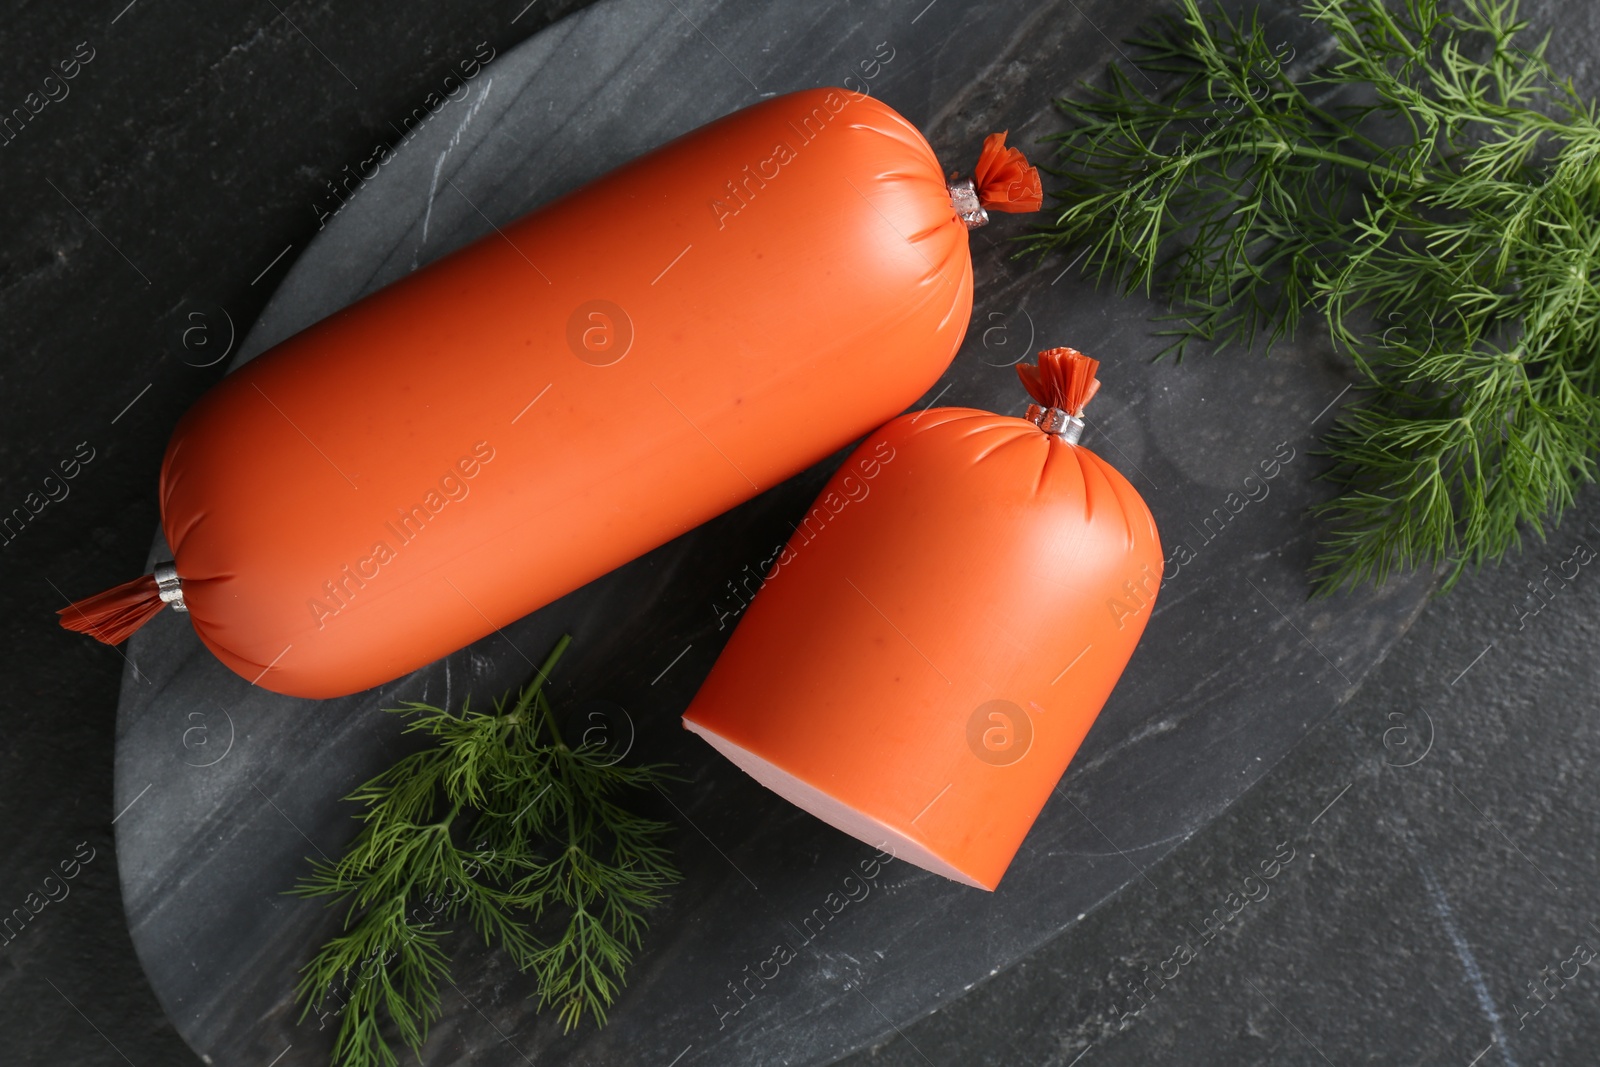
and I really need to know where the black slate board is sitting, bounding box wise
[112,1,1437,1064]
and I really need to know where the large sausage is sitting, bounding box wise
[59,87,1042,698]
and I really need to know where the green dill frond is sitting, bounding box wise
[290,635,680,1067]
[1025,0,1600,593]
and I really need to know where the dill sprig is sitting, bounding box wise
[1023,0,1600,593]
[290,635,680,1067]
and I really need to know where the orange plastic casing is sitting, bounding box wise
[159,88,974,697]
[683,408,1162,890]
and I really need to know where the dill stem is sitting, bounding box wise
[532,633,574,693]
[1282,144,1417,186]
[539,689,567,752]
[1297,99,1390,156]
[428,801,464,833]
[534,634,574,750]
[1170,138,1418,187]
[503,632,574,730]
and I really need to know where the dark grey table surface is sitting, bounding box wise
[3,2,1598,1066]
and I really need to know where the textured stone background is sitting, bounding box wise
[2,1,1597,1065]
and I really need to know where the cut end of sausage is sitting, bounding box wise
[682,717,994,891]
